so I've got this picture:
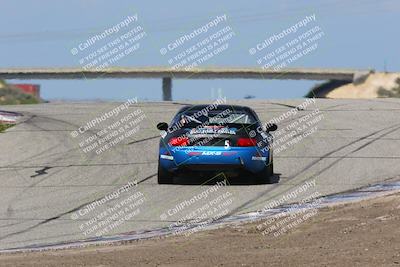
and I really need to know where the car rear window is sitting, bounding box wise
[172,108,257,128]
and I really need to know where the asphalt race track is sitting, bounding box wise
[0,99,399,250]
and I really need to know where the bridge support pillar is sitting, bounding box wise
[162,77,172,101]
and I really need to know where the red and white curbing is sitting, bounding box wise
[0,111,23,124]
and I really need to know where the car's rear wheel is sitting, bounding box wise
[158,161,174,184]
[254,162,273,184]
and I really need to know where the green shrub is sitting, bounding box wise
[0,124,13,133]
[0,87,40,105]
[377,78,400,98]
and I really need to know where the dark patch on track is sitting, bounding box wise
[268,102,305,110]
[30,167,52,178]
[127,135,159,145]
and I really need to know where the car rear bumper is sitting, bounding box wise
[159,146,270,174]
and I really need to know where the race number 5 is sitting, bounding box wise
[224,140,230,149]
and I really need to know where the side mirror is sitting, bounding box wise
[157,122,169,131]
[266,123,277,132]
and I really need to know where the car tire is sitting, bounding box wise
[158,161,174,184]
[254,162,274,184]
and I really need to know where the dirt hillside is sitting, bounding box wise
[326,73,400,98]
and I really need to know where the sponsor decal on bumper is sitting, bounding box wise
[252,156,267,161]
[160,154,174,160]
[187,151,238,156]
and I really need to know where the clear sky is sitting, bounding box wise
[0,0,399,101]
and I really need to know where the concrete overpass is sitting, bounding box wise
[0,67,372,100]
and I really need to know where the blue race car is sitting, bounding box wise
[156,104,277,184]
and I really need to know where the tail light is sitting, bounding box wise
[237,138,257,147]
[169,137,189,146]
